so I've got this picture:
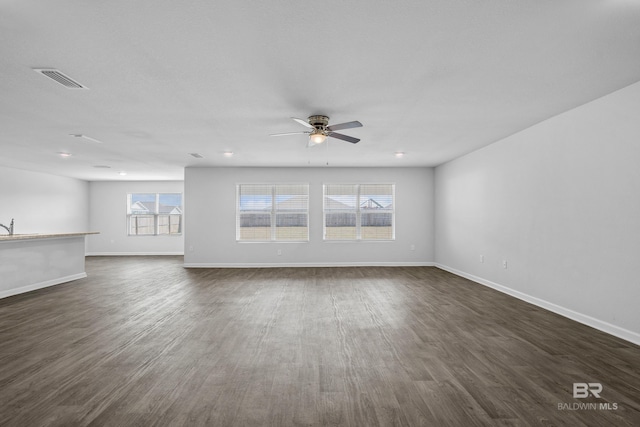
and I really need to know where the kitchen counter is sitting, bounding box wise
[0,231,99,241]
[0,232,99,299]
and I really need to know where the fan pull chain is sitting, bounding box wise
[326,140,329,166]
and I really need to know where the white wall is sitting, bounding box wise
[185,167,434,267]
[87,181,184,255]
[434,81,640,344]
[0,165,89,234]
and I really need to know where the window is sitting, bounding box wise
[323,184,394,240]
[236,184,309,242]
[127,193,183,236]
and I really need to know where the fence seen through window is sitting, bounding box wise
[323,184,395,240]
[236,184,309,241]
[127,193,183,236]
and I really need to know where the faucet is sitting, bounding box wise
[0,218,14,235]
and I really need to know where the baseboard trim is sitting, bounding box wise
[184,261,435,268]
[86,252,184,256]
[0,273,87,300]
[435,263,640,346]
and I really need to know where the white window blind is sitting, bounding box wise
[236,184,309,241]
[127,193,183,236]
[323,183,395,240]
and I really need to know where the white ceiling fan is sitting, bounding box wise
[270,115,362,146]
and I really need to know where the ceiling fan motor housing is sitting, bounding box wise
[308,115,329,131]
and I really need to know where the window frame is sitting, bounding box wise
[323,183,395,241]
[236,183,310,243]
[127,193,183,236]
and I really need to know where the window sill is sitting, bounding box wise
[323,239,395,243]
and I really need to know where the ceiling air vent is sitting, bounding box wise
[70,134,102,143]
[33,68,88,89]
[189,153,204,158]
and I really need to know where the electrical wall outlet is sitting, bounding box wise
[410,244,415,251]
[502,260,508,269]
[480,255,484,263]
[277,249,282,256]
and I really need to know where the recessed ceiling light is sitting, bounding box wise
[70,134,102,143]
[394,151,405,158]
[223,151,234,157]
[118,171,127,176]
[189,153,204,158]
[57,152,72,157]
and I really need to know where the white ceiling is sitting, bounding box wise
[1,0,639,181]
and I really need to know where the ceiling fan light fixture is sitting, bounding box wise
[310,132,327,144]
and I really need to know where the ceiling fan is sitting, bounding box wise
[270,115,362,145]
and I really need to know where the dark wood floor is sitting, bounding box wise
[0,257,638,426]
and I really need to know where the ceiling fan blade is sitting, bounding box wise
[326,120,362,132]
[270,131,310,137]
[291,117,314,129]
[328,132,360,144]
